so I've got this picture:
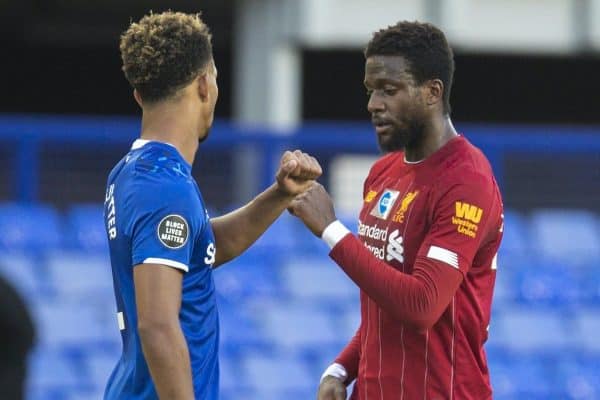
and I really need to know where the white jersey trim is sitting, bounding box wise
[142,257,189,272]
[321,220,351,249]
[427,246,459,269]
[320,363,348,383]
[131,139,177,150]
[117,312,125,331]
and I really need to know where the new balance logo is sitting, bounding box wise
[386,229,404,263]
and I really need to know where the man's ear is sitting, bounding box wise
[133,89,143,108]
[426,79,444,107]
[196,73,209,102]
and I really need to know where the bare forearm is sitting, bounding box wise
[211,183,294,266]
[139,324,194,400]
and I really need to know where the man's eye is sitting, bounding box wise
[384,89,397,96]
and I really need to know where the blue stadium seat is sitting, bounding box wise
[339,305,361,337]
[33,299,118,350]
[256,302,339,351]
[242,352,314,393]
[574,310,600,353]
[555,357,600,400]
[84,353,118,394]
[218,300,269,351]
[281,257,357,304]
[492,262,517,307]
[251,213,296,251]
[489,355,561,399]
[64,204,108,252]
[514,261,581,306]
[27,349,81,394]
[220,354,247,393]
[500,209,531,260]
[0,252,48,299]
[0,203,61,251]
[213,255,284,302]
[492,308,575,352]
[45,250,114,299]
[580,266,600,305]
[530,209,600,266]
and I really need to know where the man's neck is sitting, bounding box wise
[404,115,458,162]
[139,102,201,165]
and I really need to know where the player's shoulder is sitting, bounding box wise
[437,135,495,185]
[124,144,192,188]
[367,152,403,181]
[117,147,195,210]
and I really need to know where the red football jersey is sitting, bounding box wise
[331,135,503,400]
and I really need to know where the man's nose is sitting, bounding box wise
[367,92,384,114]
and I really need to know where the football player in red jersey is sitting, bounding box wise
[289,21,504,400]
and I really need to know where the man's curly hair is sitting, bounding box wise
[120,11,213,103]
[365,21,455,114]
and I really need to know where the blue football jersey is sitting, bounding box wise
[103,139,219,399]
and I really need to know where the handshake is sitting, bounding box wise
[274,150,338,238]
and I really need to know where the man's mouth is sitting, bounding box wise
[373,120,393,135]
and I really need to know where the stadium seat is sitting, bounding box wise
[64,204,108,252]
[492,308,575,352]
[0,252,48,299]
[499,209,530,260]
[530,209,600,266]
[84,353,118,394]
[513,261,581,306]
[32,299,118,350]
[281,257,357,304]
[251,213,296,251]
[218,300,269,351]
[488,354,562,399]
[242,352,314,393]
[555,357,600,400]
[492,261,517,306]
[579,265,600,305]
[213,255,284,302]
[339,305,361,337]
[574,310,600,353]
[27,349,81,393]
[256,302,339,351]
[0,203,61,251]
[220,354,247,393]
[45,250,114,299]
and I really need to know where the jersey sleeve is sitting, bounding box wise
[417,172,501,275]
[129,176,200,272]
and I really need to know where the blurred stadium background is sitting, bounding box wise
[1,0,600,399]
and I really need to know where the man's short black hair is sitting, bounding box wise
[365,21,455,114]
[120,11,213,103]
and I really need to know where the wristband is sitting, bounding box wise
[321,220,351,249]
[320,362,348,383]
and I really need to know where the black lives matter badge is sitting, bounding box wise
[157,215,189,249]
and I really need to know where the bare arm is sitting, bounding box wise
[134,264,194,400]
[210,183,295,266]
[211,150,322,267]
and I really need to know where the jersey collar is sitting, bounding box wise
[131,139,177,150]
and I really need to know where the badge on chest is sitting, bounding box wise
[370,189,400,220]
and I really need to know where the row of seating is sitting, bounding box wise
[1,203,596,400]
[26,341,600,400]
[1,204,599,265]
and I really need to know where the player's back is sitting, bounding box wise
[103,140,219,400]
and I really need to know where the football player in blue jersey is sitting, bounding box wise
[103,11,322,400]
